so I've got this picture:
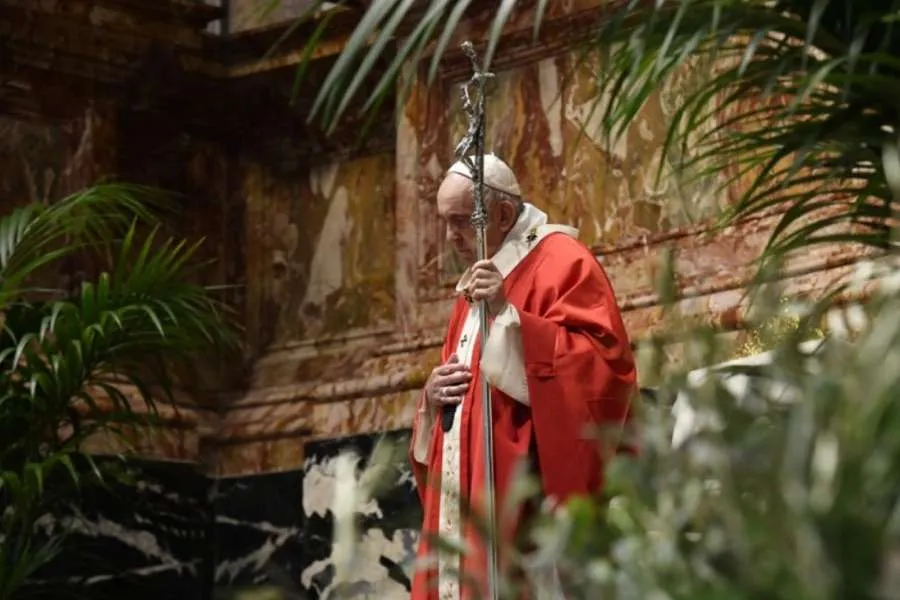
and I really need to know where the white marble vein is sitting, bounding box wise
[303,454,382,519]
[33,508,194,575]
[215,533,296,583]
[300,528,416,600]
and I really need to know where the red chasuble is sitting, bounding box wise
[409,225,637,600]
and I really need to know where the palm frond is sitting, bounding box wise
[0,184,233,597]
[294,0,550,133]
[1,221,237,420]
[295,0,900,257]
[0,183,166,305]
[587,0,900,257]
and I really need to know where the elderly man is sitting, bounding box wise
[409,154,637,600]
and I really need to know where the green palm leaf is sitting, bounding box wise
[584,0,900,257]
[293,1,551,132]
[291,0,900,258]
[0,185,237,598]
[0,183,163,305]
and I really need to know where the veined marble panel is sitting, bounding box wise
[297,431,420,600]
[23,459,210,600]
[242,152,395,352]
[432,50,727,281]
[209,430,420,600]
[14,435,421,598]
[6,430,426,597]
[211,469,305,590]
[212,389,421,477]
[0,116,67,206]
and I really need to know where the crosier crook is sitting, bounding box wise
[453,40,500,600]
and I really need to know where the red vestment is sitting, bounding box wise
[409,231,637,600]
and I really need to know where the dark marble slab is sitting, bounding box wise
[210,430,423,599]
[11,429,424,600]
[24,457,211,600]
[210,468,304,590]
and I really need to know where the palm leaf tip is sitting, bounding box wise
[582,0,900,255]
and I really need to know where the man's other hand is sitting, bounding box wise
[425,353,471,408]
[466,259,507,316]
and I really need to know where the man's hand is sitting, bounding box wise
[465,259,507,316]
[425,353,471,408]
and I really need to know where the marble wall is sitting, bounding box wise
[0,107,238,464]
[445,52,724,243]
[241,152,396,352]
[0,102,119,206]
[0,117,68,206]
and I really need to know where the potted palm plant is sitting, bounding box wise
[0,184,237,599]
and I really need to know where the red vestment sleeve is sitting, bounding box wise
[517,235,637,501]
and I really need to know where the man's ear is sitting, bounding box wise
[499,201,518,231]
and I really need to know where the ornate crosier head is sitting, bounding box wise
[437,42,520,263]
[452,41,488,171]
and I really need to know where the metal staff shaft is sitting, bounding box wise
[454,40,499,600]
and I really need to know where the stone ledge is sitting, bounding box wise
[75,385,202,430]
[628,258,887,341]
[243,229,866,383]
[426,208,867,305]
[212,388,418,447]
[255,325,396,361]
[229,252,880,410]
[206,255,896,476]
[233,370,426,408]
[67,385,215,464]
[592,205,787,257]
[208,435,307,477]
[617,244,871,311]
[80,423,200,463]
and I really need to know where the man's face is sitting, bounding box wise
[436,173,518,263]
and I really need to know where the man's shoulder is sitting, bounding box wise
[532,230,596,265]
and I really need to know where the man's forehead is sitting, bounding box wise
[438,173,473,197]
